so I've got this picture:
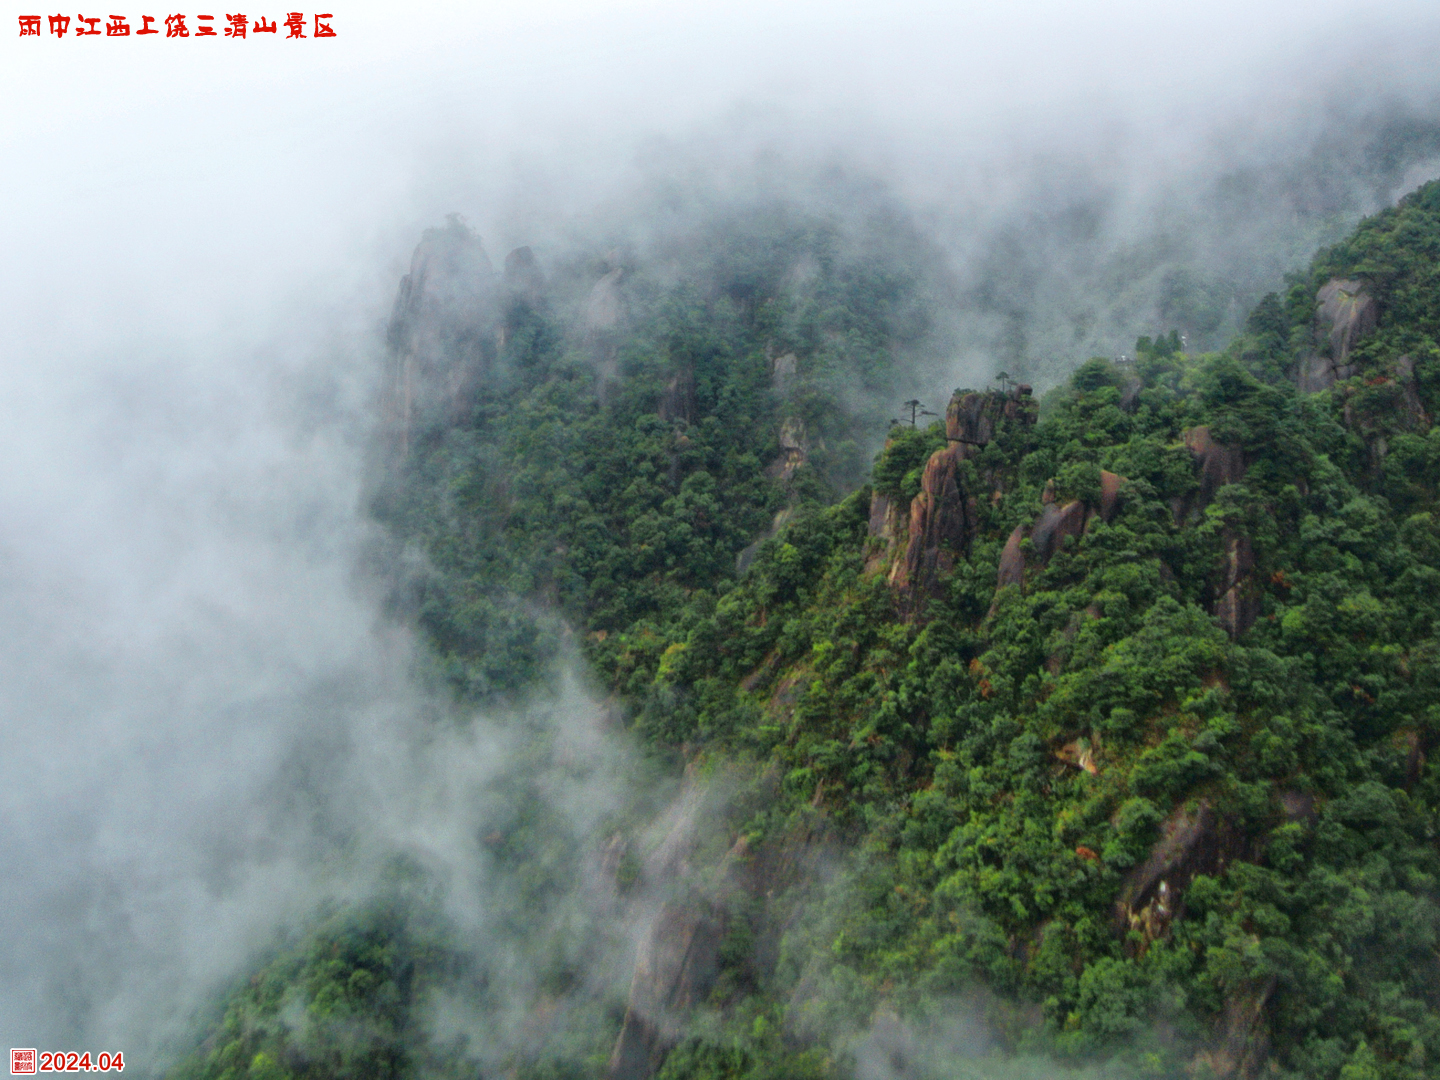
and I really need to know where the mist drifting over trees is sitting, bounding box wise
[5,3,1440,1078]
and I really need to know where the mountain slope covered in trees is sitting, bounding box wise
[172,181,1440,1080]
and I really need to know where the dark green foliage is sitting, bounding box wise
[369,205,943,710]
[872,423,947,504]
[1134,332,1182,361]
[178,184,1440,1080]
[168,905,439,1080]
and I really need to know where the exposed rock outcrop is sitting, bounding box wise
[607,782,723,1080]
[1178,425,1246,521]
[996,526,1025,590]
[1099,468,1124,522]
[871,386,1037,604]
[385,215,499,452]
[771,352,798,394]
[767,418,809,482]
[585,263,626,379]
[1329,353,1434,479]
[1029,498,1089,563]
[1395,354,1432,428]
[1193,976,1278,1080]
[1295,278,1378,391]
[892,441,981,593]
[1115,799,1249,946]
[1056,738,1098,775]
[864,493,907,576]
[658,370,695,425]
[949,385,1033,442]
[1318,278,1378,368]
[990,470,1126,599]
[608,903,725,1080]
[1214,532,1259,639]
[585,265,625,334]
[607,784,833,1080]
[1400,727,1433,791]
[1344,351,1431,433]
[1171,426,1260,636]
[993,422,1261,635]
[736,508,798,574]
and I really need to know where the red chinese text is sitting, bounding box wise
[19,13,338,41]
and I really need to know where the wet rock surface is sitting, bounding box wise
[1179,425,1246,520]
[991,469,1126,600]
[877,387,1036,603]
[1193,977,1278,1080]
[1295,277,1378,391]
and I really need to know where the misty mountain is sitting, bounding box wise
[164,167,1440,1080]
[15,9,1440,1078]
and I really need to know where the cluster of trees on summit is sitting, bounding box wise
[172,181,1440,1080]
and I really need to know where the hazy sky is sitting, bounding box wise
[5,0,1440,1067]
[6,0,1440,348]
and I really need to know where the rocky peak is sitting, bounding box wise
[387,214,497,355]
[385,216,500,452]
[1295,277,1378,392]
[869,386,1037,606]
[946,384,1034,444]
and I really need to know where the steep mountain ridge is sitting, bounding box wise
[173,182,1440,1080]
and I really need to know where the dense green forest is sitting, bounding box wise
[171,181,1440,1080]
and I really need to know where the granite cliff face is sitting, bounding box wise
[995,468,1127,594]
[606,783,725,1080]
[1177,426,1257,638]
[860,379,1280,646]
[1294,277,1379,392]
[605,778,832,1080]
[385,216,500,451]
[867,386,1037,604]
